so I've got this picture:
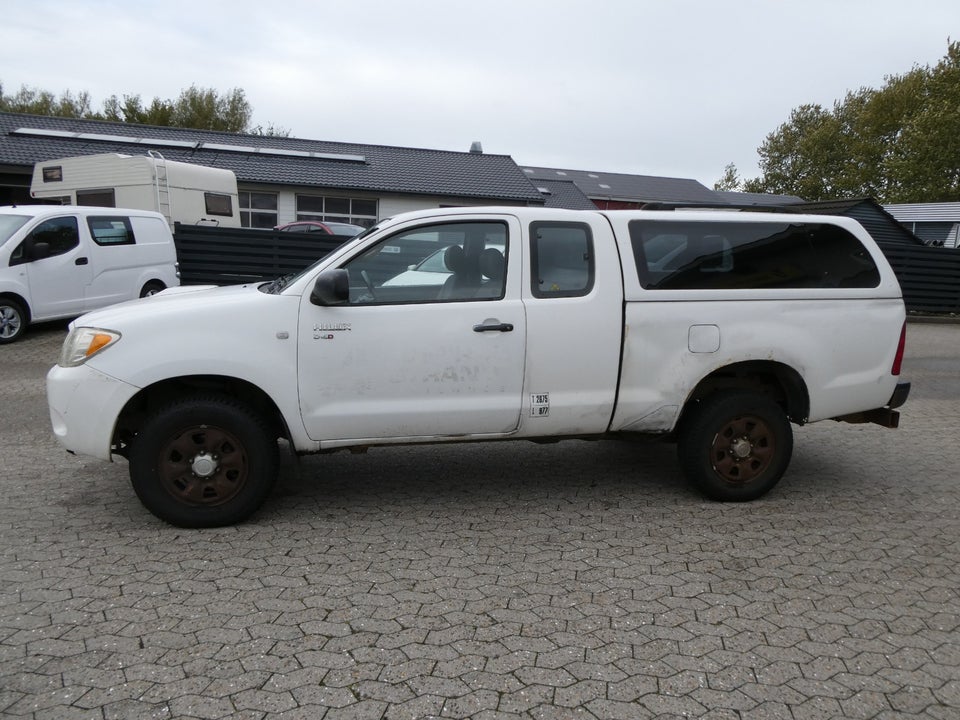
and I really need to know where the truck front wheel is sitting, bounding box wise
[678,392,792,501]
[129,395,278,527]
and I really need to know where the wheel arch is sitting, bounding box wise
[139,279,167,297]
[680,360,810,428]
[113,374,291,457]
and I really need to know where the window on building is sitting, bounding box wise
[629,220,881,290]
[296,194,378,228]
[239,191,278,228]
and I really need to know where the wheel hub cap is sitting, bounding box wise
[730,437,753,459]
[191,452,219,477]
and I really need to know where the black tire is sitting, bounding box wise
[129,395,278,527]
[140,281,165,298]
[678,391,793,502]
[0,298,27,344]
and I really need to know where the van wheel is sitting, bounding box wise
[0,298,27,344]
[129,395,278,527]
[140,281,165,298]
[678,392,792,501]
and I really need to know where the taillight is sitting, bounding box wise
[892,322,906,376]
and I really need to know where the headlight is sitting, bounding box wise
[59,327,121,367]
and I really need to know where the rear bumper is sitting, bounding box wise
[833,381,911,429]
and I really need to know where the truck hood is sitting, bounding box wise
[72,283,271,330]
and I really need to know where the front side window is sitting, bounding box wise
[10,216,80,265]
[342,221,508,304]
[530,222,594,298]
[629,220,881,290]
[87,216,135,245]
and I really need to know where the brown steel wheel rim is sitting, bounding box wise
[709,414,775,485]
[157,424,248,507]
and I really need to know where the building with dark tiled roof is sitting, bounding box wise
[0,112,545,227]
[885,202,960,248]
[520,165,722,208]
[527,179,597,210]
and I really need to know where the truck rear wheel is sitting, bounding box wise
[678,391,792,501]
[0,298,27,344]
[129,395,278,527]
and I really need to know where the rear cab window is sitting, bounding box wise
[628,220,881,290]
[529,222,595,298]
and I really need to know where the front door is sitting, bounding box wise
[14,215,91,319]
[297,216,526,442]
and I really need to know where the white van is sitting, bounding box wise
[0,205,179,343]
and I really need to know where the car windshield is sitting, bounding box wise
[0,215,30,247]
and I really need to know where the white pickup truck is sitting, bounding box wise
[47,206,910,527]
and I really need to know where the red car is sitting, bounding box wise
[275,221,365,236]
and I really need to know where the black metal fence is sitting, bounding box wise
[881,244,960,314]
[173,224,350,285]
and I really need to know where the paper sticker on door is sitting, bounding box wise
[530,393,550,417]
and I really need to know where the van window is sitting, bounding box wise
[87,216,136,246]
[10,216,80,266]
[629,220,881,290]
[76,189,116,207]
[204,193,234,217]
[530,222,594,298]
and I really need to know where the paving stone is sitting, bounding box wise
[2,322,959,718]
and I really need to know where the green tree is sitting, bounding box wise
[744,40,960,202]
[0,83,96,118]
[713,162,742,191]
[1,82,288,136]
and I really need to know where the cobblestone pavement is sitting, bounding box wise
[1,321,958,719]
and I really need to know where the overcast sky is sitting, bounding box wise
[1,0,955,188]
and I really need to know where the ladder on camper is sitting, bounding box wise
[147,150,173,229]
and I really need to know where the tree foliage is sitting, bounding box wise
[0,82,288,136]
[713,163,741,191]
[723,41,960,203]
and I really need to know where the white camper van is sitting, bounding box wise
[0,205,179,343]
[30,152,241,229]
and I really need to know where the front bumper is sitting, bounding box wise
[47,364,140,461]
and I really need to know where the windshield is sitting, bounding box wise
[258,222,382,294]
[0,215,30,247]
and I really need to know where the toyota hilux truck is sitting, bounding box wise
[47,206,910,527]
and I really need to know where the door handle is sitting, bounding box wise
[473,321,514,333]
[75,257,89,266]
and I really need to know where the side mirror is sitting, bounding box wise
[310,269,350,306]
[30,240,52,260]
